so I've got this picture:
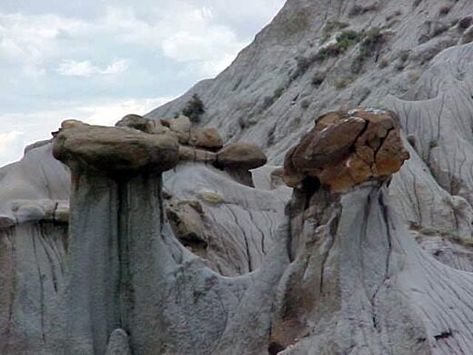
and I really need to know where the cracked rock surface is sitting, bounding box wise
[283,108,410,191]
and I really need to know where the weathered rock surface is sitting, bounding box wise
[271,182,473,354]
[216,142,267,169]
[115,114,155,133]
[163,163,288,276]
[190,127,223,150]
[3,0,473,354]
[50,121,290,354]
[54,120,179,174]
[105,329,131,355]
[283,108,410,191]
[2,109,473,354]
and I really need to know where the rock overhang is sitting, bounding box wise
[53,120,180,176]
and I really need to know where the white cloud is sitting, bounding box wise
[0,1,284,82]
[162,29,243,62]
[65,97,175,126]
[57,59,129,77]
[0,131,26,169]
[101,59,129,74]
[57,60,96,77]
[0,12,87,78]
[97,3,248,77]
[0,131,23,154]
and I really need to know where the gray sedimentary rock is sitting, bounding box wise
[3,0,473,353]
[105,329,131,355]
[2,110,473,354]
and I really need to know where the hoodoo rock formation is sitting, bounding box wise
[4,106,473,354]
[49,119,289,354]
[4,0,473,353]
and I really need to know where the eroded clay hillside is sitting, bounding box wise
[2,0,473,354]
[149,0,473,159]
[149,0,473,269]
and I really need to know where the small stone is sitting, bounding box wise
[115,114,153,133]
[168,115,192,144]
[166,202,207,248]
[105,329,131,355]
[190,128,224,151]
[198,191,224,205]
[216,143,267,170]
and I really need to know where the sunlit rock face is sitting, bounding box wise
[283,108,410,192]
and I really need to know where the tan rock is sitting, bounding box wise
[115,114,153,133]
[166,115,192,144]
[294,117,366,169]
[217,143,267,170]
[314,111,347,131]
[166,201,207,250]
[198,191,224,205]
[190,128,223,151]
[53,120,179,175]
[375,130,410,176]
[178,146,217,164]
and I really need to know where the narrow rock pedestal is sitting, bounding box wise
[53,121,179,354]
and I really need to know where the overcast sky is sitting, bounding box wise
[0,0,285,166]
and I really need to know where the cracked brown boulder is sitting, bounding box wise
[283,108,410,192]
[53,120,179,174]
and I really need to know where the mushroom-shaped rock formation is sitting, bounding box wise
[215,143,268,186]
[4,105,473,354]
[52,121,182,354]
[50,120,288,355]
[283,109,410,192]
[216,142,267,170]
[270,108,473,354]
[54,120,179,175]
